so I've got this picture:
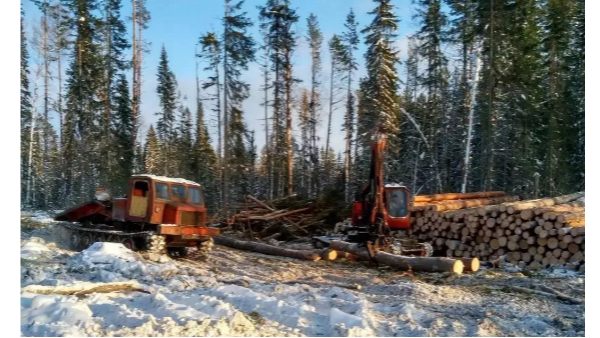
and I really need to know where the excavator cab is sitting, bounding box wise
[383,185,411,229]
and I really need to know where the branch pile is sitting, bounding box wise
[218,195,346,239]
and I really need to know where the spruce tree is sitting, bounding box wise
[258,0,299,197]
[324,34,345,189]
[63,0,103,204]
[193,99,219,211]
[198,32,222,201]
[359,0,401,186]
[176,101,194,178]
[155,46,178,176]
[228,107,251,202]
[542,0,577,195]
[111,74,134,195]
[566,0,584,191]
[21,9,32,204]
[415,0,449,193]
[341,9,359,202]
[306,12,323,197]
[131,0,151,159]
[144,125,160,174]
[222,0,255,207]
[361,0,401,135]
[100,0,131,190]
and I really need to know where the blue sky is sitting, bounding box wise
[22,0,422,153]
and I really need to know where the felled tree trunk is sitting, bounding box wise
[505,192,584,214]
[22,281,150,295]
[429,196,520,212]
[329,240,464,274]
[414,191,506,203]
[213,236,321,261]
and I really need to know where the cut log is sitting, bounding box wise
[547,237,559,249]
[330,240,464,274]
[414,191,507,203]
[540,204,585,220]
[504,192,584,214]
[430,196,520,212]
[556,211,585,224]
[214,236,321,261]
[320,249,338,261]
[520,209,534,220]
[374,252,466,274]
[21,281,150,295]
[568,243,580,254]
[566,220,585,228]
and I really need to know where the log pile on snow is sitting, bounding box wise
[409,191,585,271]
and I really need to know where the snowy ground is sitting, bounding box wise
[20,213,585,337]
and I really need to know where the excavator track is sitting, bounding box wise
[56,222,213,260]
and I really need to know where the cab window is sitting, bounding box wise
[133,181,149,197]
[155,182,170,200]
[386,189,408,218]
[189,187,203,205]
[171,184,187,200]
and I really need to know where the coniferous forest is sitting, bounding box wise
[20,0,585,214]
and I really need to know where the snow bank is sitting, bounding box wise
[21,241,51,259]
[68,242,179,282]
[21,294,96,336]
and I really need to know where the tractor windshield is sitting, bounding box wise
[155,182,170,200]
[171,184,187,201]
[189,187,203,205]
[386,189,408,218]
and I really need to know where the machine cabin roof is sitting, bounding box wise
[131,174,202,187]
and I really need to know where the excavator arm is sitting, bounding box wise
[359,133,389,232]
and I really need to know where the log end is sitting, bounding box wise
[321,249,338,261]
[453,260,465,275]
[462,258,480,272]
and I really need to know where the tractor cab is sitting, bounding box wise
[120,175,208,228]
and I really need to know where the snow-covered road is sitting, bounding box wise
[20,214,585,336]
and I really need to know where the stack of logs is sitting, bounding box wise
[409,191,585,272]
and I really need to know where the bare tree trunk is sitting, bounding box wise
[412,141,421,193]
[215,52,223,207]
[26,114,36,206]
[462,47,481,193]
[272,52,280,200]
[131,0,138,155]
[484,0,496,191]
[222,0,229,212]
[285,51,293,196]
[300,90,308,196]
[42,8,49,208]
[104,6,112,189]
[262,44,272,200]
[58,39,64,204]
[343,82,352,203]
[325,56,334,186]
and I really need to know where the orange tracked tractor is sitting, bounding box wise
[313,133,433,258]
[54,175,220,259]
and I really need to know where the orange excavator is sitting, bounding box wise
[313,133,433,258]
